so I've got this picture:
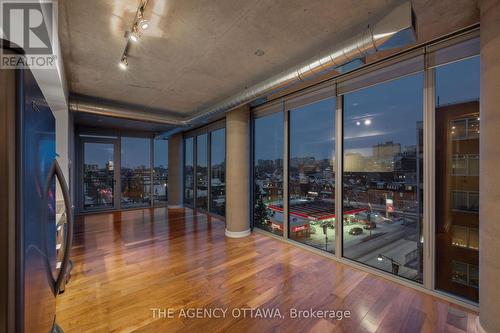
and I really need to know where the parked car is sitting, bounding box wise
[349,227,363,235]
[363,222,377,230]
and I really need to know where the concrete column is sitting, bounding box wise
[168,133,184,208]
[225,105,251,238]
[478,1,500,332]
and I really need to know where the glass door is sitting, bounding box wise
[82,139,118,211]
[120,136,152,208]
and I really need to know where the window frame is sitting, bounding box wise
[76,127,168,213]
[249,27,480,308]
[183,119,227,219]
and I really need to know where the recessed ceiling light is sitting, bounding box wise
[356,121,361,126]
[364,119,371,126]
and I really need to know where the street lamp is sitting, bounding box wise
[377,254,403,275]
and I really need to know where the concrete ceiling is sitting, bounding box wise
[59,0,478,122]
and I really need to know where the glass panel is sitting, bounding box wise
[435,56,479,302]
[469,192,479,212]
[450,120,467,140]
[121,137,151,207]
[289,97,336,253]
[451,155,467,176]
[469,228,479,250]
[467,118,480,139]
[153,138,168,205]
[452,191,468,211]
[343,73,423,283]
[469,265,479,288]
[184,137,194,206]
[83,142,115,210]
[210,129,225,216]
[253,112,284,236]
[451,225,468,248]
[196,134,208,210]
[468,155,479,176]
[451,261,468,285]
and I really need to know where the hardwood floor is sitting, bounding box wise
[57,208,478,333]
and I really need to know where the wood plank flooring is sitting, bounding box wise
[56,208,478,333]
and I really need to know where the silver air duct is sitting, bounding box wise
[69,95,185,126]
[160,1,416,137]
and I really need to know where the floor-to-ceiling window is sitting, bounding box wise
[83,141,116,210]
[79,131,168,212]
[289,97,336,253]
[248,32,479,304]
[196,134,209,210]
[153,138,168,205]
[253,112,284,236]
[121,137,152,207]
[184,137,195,206]
[210,128,226,216]
[183,122,226,215]
[342,73,424,282]
[435,56,480,302]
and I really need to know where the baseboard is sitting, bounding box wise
[225,229,251,238]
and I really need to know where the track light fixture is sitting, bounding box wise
[138,11,149,31]
[119,55,128,70]
[139,18,150,30]
[118,0,150,70]
[129,25,141,43]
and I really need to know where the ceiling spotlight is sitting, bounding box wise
[119,56,128,70]
[139,18,149,30]
[130,25,141,42]
[364,119,372,126]
[356,121,361,126]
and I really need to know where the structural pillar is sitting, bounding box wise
[225,105,251,238]
[478,1,500,332]
[167,133,184,208]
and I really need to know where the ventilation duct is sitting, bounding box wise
[69,94,185,126]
